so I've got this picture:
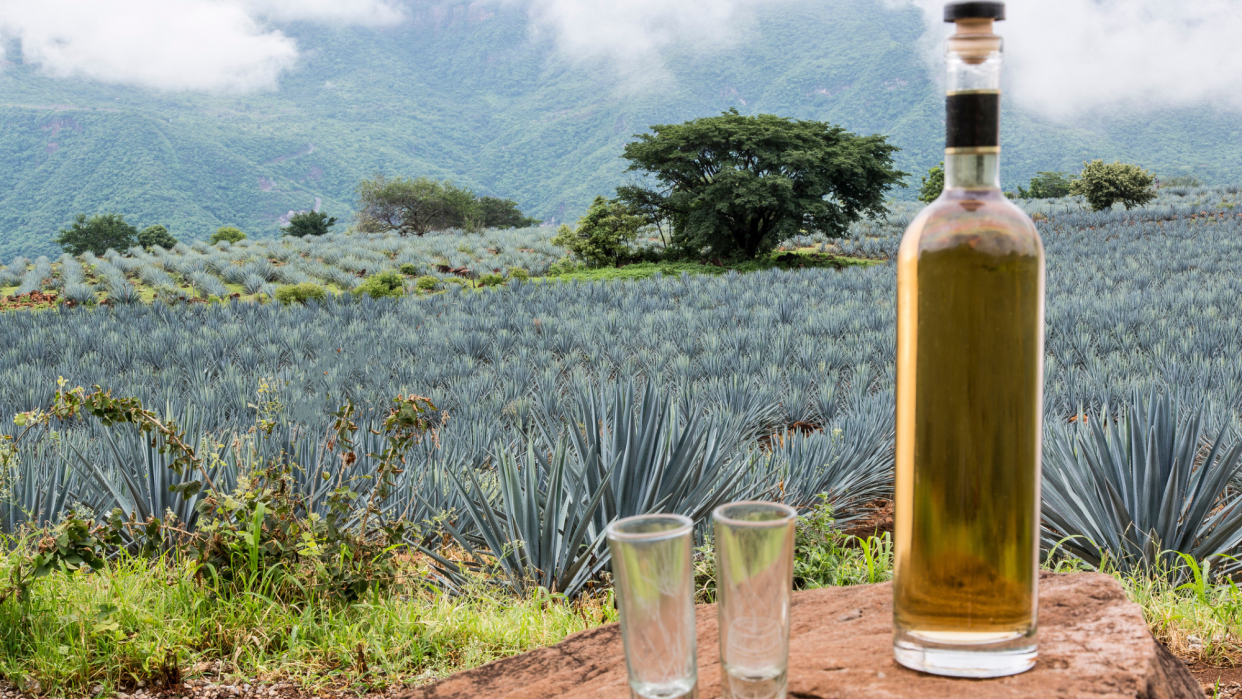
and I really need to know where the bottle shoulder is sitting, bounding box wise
[900,190,1043,262]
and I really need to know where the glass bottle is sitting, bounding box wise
[892,1,1044,678]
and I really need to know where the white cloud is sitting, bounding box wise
[0,0,406,93]
[515,0,787,69]
[243,0,407,26]
[895,0,1242,115]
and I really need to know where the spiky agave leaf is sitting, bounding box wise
[1042,390,1242,579]
[560,379,764,532]
[772,392,894,518]
[436,439,611,598]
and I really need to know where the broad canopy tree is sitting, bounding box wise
[355,175,538,236]
[617,109,906,259]
[283,210,337,238]
[54,213,139,256]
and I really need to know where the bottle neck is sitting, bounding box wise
[945,153,1000,190]
[943,27,1002,192]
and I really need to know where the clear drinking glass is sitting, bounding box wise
[607,514,698,699]
[713,501,797,699]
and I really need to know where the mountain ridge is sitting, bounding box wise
[0,0,1237,257]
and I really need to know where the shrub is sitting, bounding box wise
[415,276,439,291]
[478,273,505,287]
[1071,160,1157,211]
[399,263,419,275]
[550,197,643,267]
[508,267,530,282]
[138,224,178,250]
[274,282,327,305]
[354,270,405,299]
[210,226,247,245]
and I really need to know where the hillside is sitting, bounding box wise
[0,0,1238,257]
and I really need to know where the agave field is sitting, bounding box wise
[2,185,1242,592]
[0,226,568,306]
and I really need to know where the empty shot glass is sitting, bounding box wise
[713,501,797,699]
[607,514,698,699]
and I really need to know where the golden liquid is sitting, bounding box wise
[893,189,1044,637]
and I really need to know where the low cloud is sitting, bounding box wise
[895,0,1242,116]
[243,0,408,26]
[0,0,406,92]
[515,0,788,70]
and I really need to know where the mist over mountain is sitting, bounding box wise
[1,0,1239,257]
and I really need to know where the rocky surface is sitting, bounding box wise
[401,572,1201,699]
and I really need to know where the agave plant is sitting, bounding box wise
[1042,390,1242,578]
[243,274,266,295]
[108,280,143,304]
[0,433,85,532]
[772,392,894,518]
[64,283,97,305]
[434,439,611,598]
[560,380,763,531]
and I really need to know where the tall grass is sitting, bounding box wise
[0,545,616,695]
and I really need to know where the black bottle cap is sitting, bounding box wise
[944,2,1005,22]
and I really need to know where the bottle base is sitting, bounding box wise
[893,628,1036,678]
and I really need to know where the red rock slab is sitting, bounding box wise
[401,572,1199,699]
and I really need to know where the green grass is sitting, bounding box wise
[0,505,1233,696]
[542,251,876,283]
[0,549,616,696]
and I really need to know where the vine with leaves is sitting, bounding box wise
[0,378,444,604]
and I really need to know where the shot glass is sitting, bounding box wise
[713,501,797,699]
[607,513,698,699]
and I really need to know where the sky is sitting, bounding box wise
[897,0,1242,116]
[1,0,1240,115]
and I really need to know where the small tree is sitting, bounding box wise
[1071,160,1157,211]
[918,162,944,204]
[138,224,178,250]
[1017,171,1075,199]
[551,196,643,267]
[284,211,337,238]
[617,109,905,259]
[210,226,247,245]
[479,197,541,229]
[355,174,482,236]
[54,213,138,256]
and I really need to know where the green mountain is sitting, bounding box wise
[0,0,1237,258]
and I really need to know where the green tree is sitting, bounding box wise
[1071,160,1157,211]
[137,224,178,250]
[616,109,906,259]
[53,213,138,256]
[918,162,944,204]
[479,196,541,229]
[284,211,337,237]
[551,196,644,267]
[210,226,247,245]
[1017,171,1076,199]
[355,174,482,236]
